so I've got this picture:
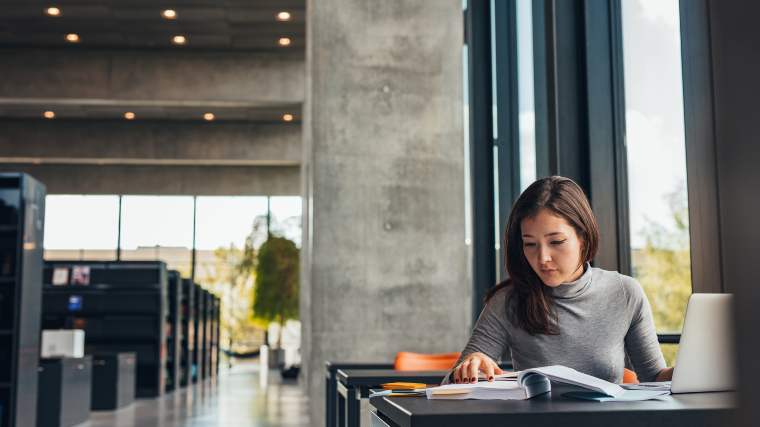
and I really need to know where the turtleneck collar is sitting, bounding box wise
[550,262,592,299]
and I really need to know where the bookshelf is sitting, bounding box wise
[165,270,181,392]
[179,278,194,387]
[42,261,168,398]
[0,173,45,427]
[191,283,204,383]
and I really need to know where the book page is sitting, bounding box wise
[519,365,625,397]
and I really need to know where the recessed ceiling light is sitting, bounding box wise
[172,35,187,45]
[124,112,135,120]
[282,113,294,122]
[45,7,61,17]
[203,113,215,121]
[278,37,291,47]
[43,111,55,119]
[65,33,80,43]
[162,9,177,19]
[277,11,291,21]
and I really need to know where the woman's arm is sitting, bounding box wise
[622,277,668,382]
[444,290,511,384]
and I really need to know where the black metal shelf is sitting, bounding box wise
[42,260,169,398]
[0,173,46,427]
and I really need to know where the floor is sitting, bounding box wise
[85,362,310,427]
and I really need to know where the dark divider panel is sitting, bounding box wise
[212,296,220,378]
[0,173,45,427]
[191,283,203,383]
[202,290,211,380]
[180,278,194,387]
[165,270,181,392]
[41,261,168,398]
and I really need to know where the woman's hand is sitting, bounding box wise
[655,367,674,382]
[452,352,503,383]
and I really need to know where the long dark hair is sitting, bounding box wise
[485,176,600,335]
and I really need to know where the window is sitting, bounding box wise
[622,0,691,364]
[516,0,536,191]
[194,196,270,352]
[194,196,268,285]
[44,195,119,260]
[269,196,302,248]
[119,196,194,276]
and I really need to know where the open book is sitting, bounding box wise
[426,365,670,401]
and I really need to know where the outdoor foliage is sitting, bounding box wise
[252,236,300,347]
[201,245,264,353]
[632,183,691,365]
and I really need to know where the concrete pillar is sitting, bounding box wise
[302,1,470,425]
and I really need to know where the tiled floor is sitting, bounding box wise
[85,362,310,427]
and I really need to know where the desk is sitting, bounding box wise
[370,385,736,427]
[325,362,395,427]
[336,369,448,427]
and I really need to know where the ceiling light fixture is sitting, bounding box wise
[45,7,61,17]
[278,37,291,47]
[282,113,294,122]
[172,35,187,45]
[277,11,291,21]
[203,113,215,121]
[124,112,135,120]
[162,9,177,19]
[65,33,80,43]
[43,111,55,119]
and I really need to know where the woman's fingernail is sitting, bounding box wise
[489,376,494,381]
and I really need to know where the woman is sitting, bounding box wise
[451,176,674,384]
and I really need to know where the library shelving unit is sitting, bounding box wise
[165,270,182,392]
[201,290,211,381]
[211,296,220,378]
[0,173,46,427]
[191,283,204,383]
[41,261,168,398]
[179,278,194,387]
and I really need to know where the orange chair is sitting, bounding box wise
[393,352,461,371]
[623,368,639,384]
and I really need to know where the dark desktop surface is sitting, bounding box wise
[371,384,736,427]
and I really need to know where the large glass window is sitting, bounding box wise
[622,0,691,364]
[119,196,194,277]
[270,196,303,248]
[195,196,270,353]
[516,0,536,190]
[44,195,119,260]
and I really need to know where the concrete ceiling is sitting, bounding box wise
[0,0,305,51]
[0,99,301,122]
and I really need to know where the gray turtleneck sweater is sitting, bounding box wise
[453,265,666,383]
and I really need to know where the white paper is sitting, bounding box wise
[519,365,625,398]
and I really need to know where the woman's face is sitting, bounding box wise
[520,208,585,287]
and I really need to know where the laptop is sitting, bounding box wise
[670,293,736,393]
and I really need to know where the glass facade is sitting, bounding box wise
[43,194,302,286]
[119,195,194,276]
[516,0,536,191]
[43,195,119,260]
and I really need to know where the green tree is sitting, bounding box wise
[201,244,264,353]
[252,236,299,348]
